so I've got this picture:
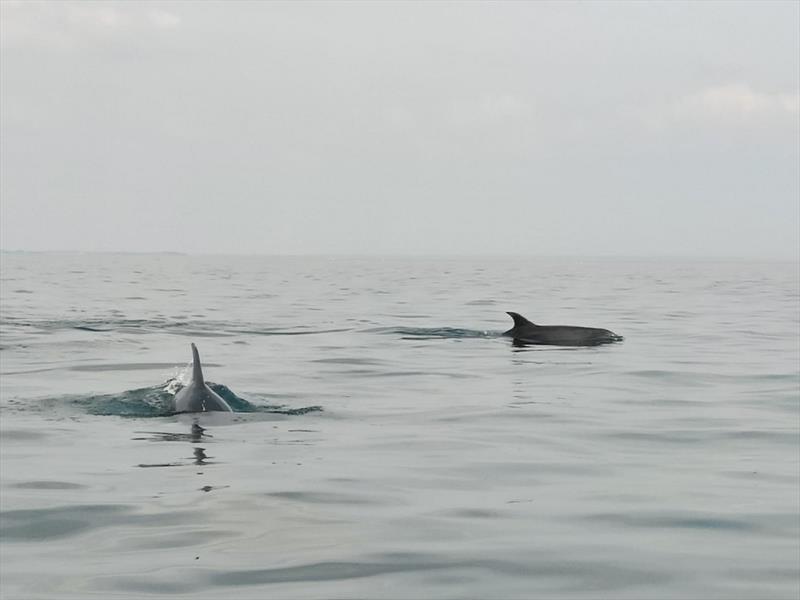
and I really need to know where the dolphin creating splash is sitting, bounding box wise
[503,312,623,346]
[173,343,233,413]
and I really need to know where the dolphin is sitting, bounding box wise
[173,343,233,413]
[503,312,623,346]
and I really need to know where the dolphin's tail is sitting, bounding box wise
[190,343,205,384]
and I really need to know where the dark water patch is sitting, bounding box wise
[208,553,670,590]
[722,429,800,443]
[609,428,799,446]
[26,381,322,418]
[71,362,214,373]
[384,327,500,340]
[243,391,309,402]
[199,485,229,492]
[730,566,800,584]
[63,318,153,332]
[628,369,698,379]
[450,460,611,477]
[268,491,383,505]
[238,327,351,336]
[0,504,195,541]
[311,357,386,366]
[210,559,450,586]
[751,372,800,382]
[166,329,233,338]
[664,311,695,319]
[280,405,323,415]
[201,382,322,416]
[0,429,46,441]
[580,511,791,534]
[356,369,477,379]
[207,382,322,416]
[319,367,378,376]
[465,299,497,306]
[5,317,350,338]
[66,385,177,417]
[627,369,799,386]
[372,326,498,340]
[271,440,312,446]
[205,382,280,414]
[4,364,92,376]
[10,481,87,490]
[447,508,505,519]
[608,430,713,445]
[722,470,798,484]
[123,529,231,550]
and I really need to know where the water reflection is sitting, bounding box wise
[193,447,208,465]
[134,421,217,469]
[132,422,212,443]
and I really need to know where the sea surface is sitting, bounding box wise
[1,252,798,600]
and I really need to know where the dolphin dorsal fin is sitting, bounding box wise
[190,343,205,384]
[507,311,537,328]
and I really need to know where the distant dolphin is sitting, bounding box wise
[503,312,623,346]
[173,343,233,413]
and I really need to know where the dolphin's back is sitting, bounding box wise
[174,381,232,413]
[520,324,622,346]
[173,344,233,413]
[503,311,623,346]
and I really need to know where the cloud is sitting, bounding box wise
[677,84,798,117]
[642,83,799,131]
[147,9,181,30]
[65,4,125,30]
[0,1,181,50]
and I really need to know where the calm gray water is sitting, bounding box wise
[1,253,798,600]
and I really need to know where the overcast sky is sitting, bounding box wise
[1,1,798,257]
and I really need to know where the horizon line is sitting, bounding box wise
[1,249,798,262]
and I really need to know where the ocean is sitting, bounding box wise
[1,252,798,599]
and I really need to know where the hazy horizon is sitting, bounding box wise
[2,1,798,259]
[2,248,798,263]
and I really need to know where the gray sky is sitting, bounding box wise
[1,1,798,257]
